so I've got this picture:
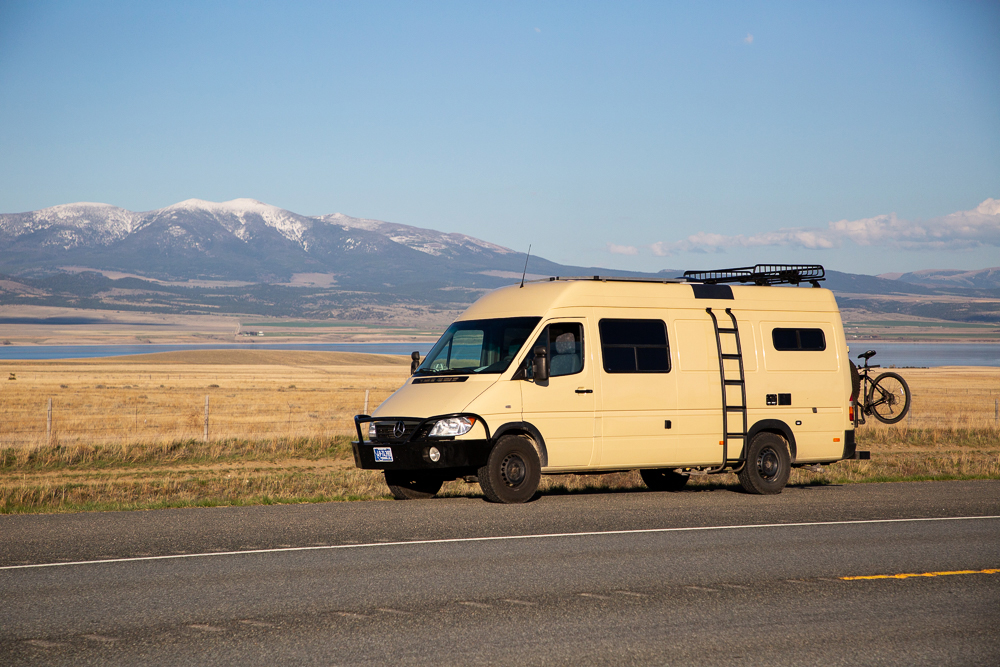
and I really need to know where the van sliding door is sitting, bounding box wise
[596,316,677,468]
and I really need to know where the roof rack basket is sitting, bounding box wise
[683,264,825,287]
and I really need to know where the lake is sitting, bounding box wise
[0,341,997,366]
[844,342,999,368]
[0,343,435,361]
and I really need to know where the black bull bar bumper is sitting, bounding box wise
[352,414,492,471]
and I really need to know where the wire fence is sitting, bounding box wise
[1,387,396,448]
[878,382,1000,431]
[3,368,997,449]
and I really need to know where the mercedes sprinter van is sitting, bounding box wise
[353,265,865,503]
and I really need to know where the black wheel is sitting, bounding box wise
[737,432,791,495]
[640,468,689,492]
[868,372,911,424]
[384,470,443,500]
[477,435,540,504]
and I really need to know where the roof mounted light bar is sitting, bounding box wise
[683,264,825,287]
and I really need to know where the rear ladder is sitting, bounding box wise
[706,307,747,472]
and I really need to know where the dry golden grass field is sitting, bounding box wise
[1,349,411,448]
[1,352,998,513]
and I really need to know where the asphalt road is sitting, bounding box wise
[2,480,999,666]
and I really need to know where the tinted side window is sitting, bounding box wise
[599,319,670,373]
[772,328,826,351]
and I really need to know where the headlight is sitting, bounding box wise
[428,416,476,437]
[368,422,377,440]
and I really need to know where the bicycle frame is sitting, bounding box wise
[854,355,908,428]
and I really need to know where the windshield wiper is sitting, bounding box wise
[414,367,475,376]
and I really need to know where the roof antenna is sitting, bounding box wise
[520,245,532,288]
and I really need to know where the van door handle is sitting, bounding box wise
[575,388,593,394]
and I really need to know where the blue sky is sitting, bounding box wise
[1,1,998,274]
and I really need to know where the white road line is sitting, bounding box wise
[2,515,998,572]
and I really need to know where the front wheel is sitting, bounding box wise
[737,432,791,495]
[640,468,689,492]
[478,435,540,504]
[868,372,911,424]
[384,471,443,500]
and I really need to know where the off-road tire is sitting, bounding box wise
[640,468,689,492]
[478,435,540,504]
[869,372,911,424]
[384,471,443,500]
[737,432,791,495]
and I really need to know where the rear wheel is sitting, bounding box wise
[868,372,911,424]
[640,468,689,492]
[478,435,540,504]
[737,432,791,495]
[384,471,443,500]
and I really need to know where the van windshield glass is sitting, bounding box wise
[416,317,541,375]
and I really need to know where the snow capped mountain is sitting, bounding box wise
[0,202,140,248]
[313,212,516,258]
[161,198,313,246]
[0,198,532,283]
[0,199,517,259]
[881,266,1000,290]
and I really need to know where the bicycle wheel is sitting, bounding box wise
[868,372,911,424]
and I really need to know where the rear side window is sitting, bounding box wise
[599,319,670,373]
[772,328,826,351]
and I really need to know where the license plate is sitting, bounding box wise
[373,447,393,463]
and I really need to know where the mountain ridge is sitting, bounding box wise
[878,267,1000,290]
[3,199,998,323]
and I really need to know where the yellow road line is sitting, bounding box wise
[841,568,1000,580]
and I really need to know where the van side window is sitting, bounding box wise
[599,319,670,373]
[530,322,585,377]
[772,328,826,351]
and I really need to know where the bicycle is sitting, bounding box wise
[851,350,911,425]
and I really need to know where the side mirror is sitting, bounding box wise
[410,351,421,374]
[531,345,549,382]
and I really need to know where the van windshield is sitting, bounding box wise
[415,317,541,375]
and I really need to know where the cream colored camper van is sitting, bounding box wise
[353,265,866,503]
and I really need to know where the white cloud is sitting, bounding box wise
[534,27,541,33]
[607,242,638,255]
[648,199,1000,257]
[744,33,753,45]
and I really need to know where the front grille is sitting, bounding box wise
[372,421,422,443]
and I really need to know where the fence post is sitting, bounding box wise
[995,399,998,425]
[47,398,52,444]
[364,389,370,415]
[204,395,209,442]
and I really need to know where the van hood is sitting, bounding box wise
[372,375,499,419]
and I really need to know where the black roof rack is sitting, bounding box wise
[683,264,825,287]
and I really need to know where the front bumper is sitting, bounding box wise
[353,413,492,471]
